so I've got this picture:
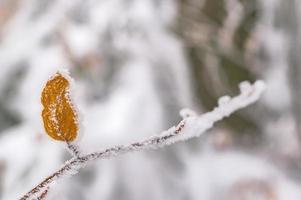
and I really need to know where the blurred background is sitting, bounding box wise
[0,0,300,199]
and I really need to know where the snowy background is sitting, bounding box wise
[1,0,301,199]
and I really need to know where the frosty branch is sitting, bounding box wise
[19,78,265,200]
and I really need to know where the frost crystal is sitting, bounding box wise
[218,96,231,106]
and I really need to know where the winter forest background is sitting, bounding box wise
[0,0,301,199]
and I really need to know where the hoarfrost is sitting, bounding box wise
[19,80,265,200]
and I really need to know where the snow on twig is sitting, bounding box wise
[66,142,81,158]
[19,80,266,200]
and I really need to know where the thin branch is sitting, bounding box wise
[66,142,81,158]
[19,80,266,200]
[36,187,50,200]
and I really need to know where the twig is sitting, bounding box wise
[36,187,50,200]
[19,80,265,200]
[66,142,81,158]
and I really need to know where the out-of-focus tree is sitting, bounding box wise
[177,0,262,146]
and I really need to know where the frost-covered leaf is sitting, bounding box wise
[41,72,79,142]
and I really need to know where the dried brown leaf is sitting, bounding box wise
[41,72,78,142]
